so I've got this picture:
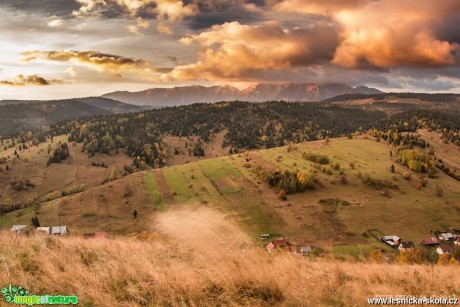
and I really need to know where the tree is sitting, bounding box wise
[31,216,40,227]
[390,164,395,173]
[110,168,118,181]
[133,210,138,219]
[278,189,287,201]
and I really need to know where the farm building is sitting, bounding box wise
[438,233,455,241]
[380,235,400,247]
[272,239,290,247]
[420,236,439,246]
[83,233,95,239]
[36,227,51,234]
[266,238,297,253]
[436,245,453,255]
[95,232,108,239]
[260,234,270,240]
[10,225,28,233]
[300,246,312,255]
[398,241,415,252]
[51,226,69,235]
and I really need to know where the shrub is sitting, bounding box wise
[349,161,355,169]
[331,162,340,170]
[435,186,444,197]
[302,152,329,164]
[278,190,287,201]
[403,172,411,180]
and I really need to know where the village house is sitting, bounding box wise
[300,246,312,255]
[420,236,439,246]
[260,234,270,240]
[95,231,108,239]
[51,226,69,236]
[266,238,296,253]
[438,232,455,241]
[380,235,401,247]
[398,241,415,252]
[83,233,95,239]
[36,227,51,234]
[10,225,28,233]
[436,245,453,255]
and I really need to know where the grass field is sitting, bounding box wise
[144,172,164,211]
[1,133,460,258]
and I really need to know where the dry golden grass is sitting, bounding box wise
[1,207,459,306]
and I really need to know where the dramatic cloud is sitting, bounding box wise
[274,0,369,15]
[164,20,339,81]
[0,74,63,86]
[1,0,460,98]
[21,50,156,77]
[331,1,460,69]
[275,0,460,69]
[73,0,198,34]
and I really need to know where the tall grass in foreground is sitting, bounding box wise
[0,232,459,306]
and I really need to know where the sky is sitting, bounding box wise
[0,0,460,100]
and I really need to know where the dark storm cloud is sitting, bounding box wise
[186,5,264,30]
[434,11,460,45]
[0,0,80,17]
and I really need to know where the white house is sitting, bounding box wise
[36,227,51,234]
[439,233,455,241]
[10,225,28,233]
[300,246,312,255]
[381,235,401,247]
[436,245,453,255]
[51,226,69,235]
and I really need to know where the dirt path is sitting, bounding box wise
[153,169,175,206]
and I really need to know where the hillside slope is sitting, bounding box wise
[2,136,459,258]
[0,97,141,136]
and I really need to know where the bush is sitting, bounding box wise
[435,186,444,197]
[278,190,287,201]
[302,152,330,164]
[403,172,411,180]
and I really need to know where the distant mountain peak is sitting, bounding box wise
[102,83,383,107]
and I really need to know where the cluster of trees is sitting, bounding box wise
[360,173,399,190]
[398,149,437,177]
[302,151,330,164]
[10,179,35,191]
[372,110,460,147]
[47,142,69,164]
[21,101,384,167]
[253,167,318,194]
[324,93,459,103]
[436,161,460,181]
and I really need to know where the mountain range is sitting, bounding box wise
[102,83,383,107]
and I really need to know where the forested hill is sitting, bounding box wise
[0,97,142,136]
[47,101,387,167]
[323,93,460,103]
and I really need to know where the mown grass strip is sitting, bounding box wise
[144,172,165,211]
